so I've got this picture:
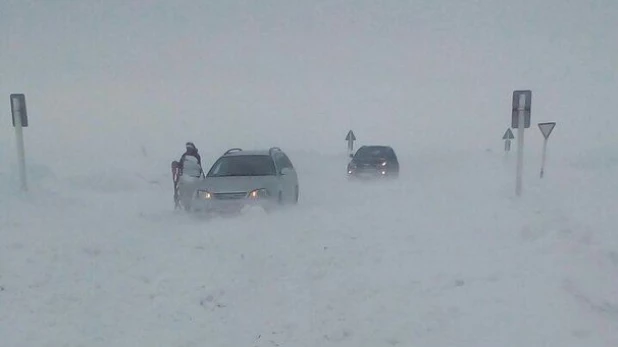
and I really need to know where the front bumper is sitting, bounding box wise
[347,167,396,179]
[191,192,275,214]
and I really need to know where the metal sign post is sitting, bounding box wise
[10,94,29,191]
[538,122,556,178]
[511,90,531,197]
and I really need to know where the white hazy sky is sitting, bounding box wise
[1,0,616,165]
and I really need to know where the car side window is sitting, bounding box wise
[274,153,294,171]
[387,148,397,160]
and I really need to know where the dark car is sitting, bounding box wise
[347,145,399,179]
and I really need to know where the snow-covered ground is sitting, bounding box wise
[1,143,617,346]
[2,1,618,346]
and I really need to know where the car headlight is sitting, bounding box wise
[380,161,387,166]
[248,188,269,199]
[197,190,212,199]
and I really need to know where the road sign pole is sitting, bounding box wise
[540,138,548,178]
[537,122,556,179]
[13,102,28,192]
[515,94,525,196]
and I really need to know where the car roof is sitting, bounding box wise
[223,150,269,157]
[221,149,279,157]
[359,145,394,150]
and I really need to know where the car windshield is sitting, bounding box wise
[207,155,276,177]
[354,147,395,160]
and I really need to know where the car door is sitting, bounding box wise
[387,147,399,170]
[274,152,297,202]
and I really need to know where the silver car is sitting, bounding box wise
[190,147,299,214]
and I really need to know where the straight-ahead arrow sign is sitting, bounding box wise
[345,130,356,153]
[502,128,514,152]
[502,128,514,140]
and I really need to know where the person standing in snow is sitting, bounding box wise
[176,142,204,210]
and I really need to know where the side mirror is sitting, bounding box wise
[280,167,291,176]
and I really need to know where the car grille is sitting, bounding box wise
[357,164,378,171]
[213,192,247,200]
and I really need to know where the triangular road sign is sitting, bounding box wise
[345,130,356,141]
[502,128,514,140]
[538,122,556,139]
